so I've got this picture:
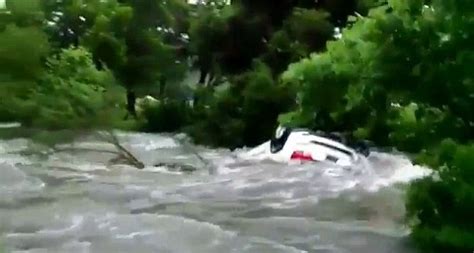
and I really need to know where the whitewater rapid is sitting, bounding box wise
[0,131,431,253]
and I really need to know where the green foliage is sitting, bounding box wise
[280,0,474,252]
[81,0,188,98]
[0,23,50,122]
[284,8,334,53]
[188,3,229,82]
[124,0,189,30]
[406,141,474,253]
[262,30,304,75]
[187,61,294,148]
[25,47,118,129]
[281,0,474,144]
[183,0,390,147]
[186,0,397,148]
[80,2,130,70]
[8,0,42,14]
[189,0,368,79]
[141,99,191,133]
[4,0,43,27]
[0,24,49,80]
[262,8,335,76]
[387,103,469,153]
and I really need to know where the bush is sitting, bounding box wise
[0,24,50,122]
[186,61,295,149]
[185,90,246,148]
[140,99,191,133]
[280,0,474,146]
[28,47,118,129]
[386,103,470,153]
[239,63,295,146]
[406,140,474,253]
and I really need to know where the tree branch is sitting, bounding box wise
[96,130,145,169]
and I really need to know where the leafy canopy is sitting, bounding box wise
[28,47,118,130]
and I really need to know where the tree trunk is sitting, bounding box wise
[159,76,167,99]
[198,66,208,85]
[126,89,137,118]
[207,71,215,87]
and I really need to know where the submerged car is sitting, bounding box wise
[244,126,371,167]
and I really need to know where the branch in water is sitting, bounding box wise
[96,130,145,169]
[53,147,121,155]
[7,130,146,169]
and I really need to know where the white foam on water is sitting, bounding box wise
[6,216,85,240]
[115,230,155,239]
[0,138,30,154]
[141,165,185,175]
[116,132,180,150]
[129,138,179,150]
[366,152,433,192]
[224,146,434,194]
[0,163,45,194]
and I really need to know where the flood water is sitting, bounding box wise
[0,130,432,253]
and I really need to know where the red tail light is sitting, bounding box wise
[290,151,314,161]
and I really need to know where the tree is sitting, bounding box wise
[42,0,190,117]
[42,0,105,48]
[279,0,474,251]
[261,8,335,76]
[188,0,229,85]
[0,2,50,122]
[15,46,145,168]
[22,47,117,129]
[184,0,378,146]
[82,0,189,117]
[4,0,44,27]
[188,0,375,79]
[406,140,474,253]
[187,61,294,148]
